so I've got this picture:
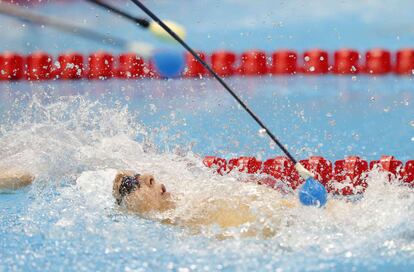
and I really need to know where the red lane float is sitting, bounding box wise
[26,52,52,80]
[203,156,227,175]
[204,155,413,195]
[300,156,333,187]
[88,52,114,80]
[370,155,403,181]
[333,49,360,74]
[302,49,329,74]
[118,53,145,79]
[228,156,262,174]
[184,51,208,78]
[270,50,297,75]
[404,160,414,184]
[1,48,414,81]
[239,50,267,76]
[56,52,84,80]
[0,52,24,80]
[333,156,368,195]
[211,51,237,77]
[365,49,392,75]
[262,156,301,189]
[395,49,414,75]
[144,61,161,79]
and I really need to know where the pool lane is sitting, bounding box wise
[1,75,413,161]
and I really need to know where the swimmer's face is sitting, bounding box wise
[113,172,174,213]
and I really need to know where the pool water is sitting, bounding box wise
[1,1,414,271]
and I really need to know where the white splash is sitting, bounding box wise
[1,92,413,271]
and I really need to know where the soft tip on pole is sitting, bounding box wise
[149,20,186,42]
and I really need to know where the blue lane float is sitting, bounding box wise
[152,50,185,78]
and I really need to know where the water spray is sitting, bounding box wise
[127,0,327,207]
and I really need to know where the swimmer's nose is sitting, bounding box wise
[160,184,167,194]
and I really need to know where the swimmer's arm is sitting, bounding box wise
[0,171,34,190]
[198,198,297,227]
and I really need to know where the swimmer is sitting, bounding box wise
[112,170,296,236]
[0,168,34,191]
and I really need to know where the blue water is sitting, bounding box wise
[1,1,414,271]
[2,0,414,53]
[1,76,414,161]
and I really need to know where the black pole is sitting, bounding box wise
[128,0,298,164]
[0,2,129,49]
[85,0,150,28]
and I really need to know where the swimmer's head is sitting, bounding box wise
[112,171,174,213]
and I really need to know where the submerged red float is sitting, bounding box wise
[203,155,414,195]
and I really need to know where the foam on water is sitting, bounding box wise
[1,92,414,271]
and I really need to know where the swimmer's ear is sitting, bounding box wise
[140,174,155,187]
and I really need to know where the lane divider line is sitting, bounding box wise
[1,48,414,81]
[203,155,414,195]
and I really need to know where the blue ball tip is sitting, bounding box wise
[299,177,328,207]
[152,50,185,78]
